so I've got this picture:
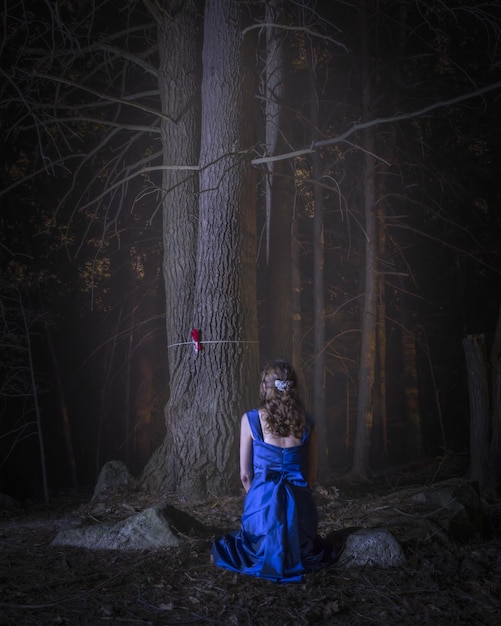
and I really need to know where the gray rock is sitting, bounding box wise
[409,480,484,540]
[92,460,136,501]
[337,528,406,567]
[51,506,180,550]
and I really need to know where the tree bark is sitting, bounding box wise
[141,0,202,496]
[20,291,49,505]
[463,334,490,487]
[376,288,388,458]
[46,325,78,489]
[134,343,154,469]
[307,43,327,480]
[489,305,501,491]
[351,0,377,478]
[143,0,259,500]
[291,212,302,373]
[402,326,422,459]
[261,0,294,362]
[190,0,259,497]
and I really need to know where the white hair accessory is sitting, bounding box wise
[274,379,293,392]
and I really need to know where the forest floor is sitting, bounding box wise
[1,458,501,625]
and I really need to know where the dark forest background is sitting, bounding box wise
[1,0,500,502]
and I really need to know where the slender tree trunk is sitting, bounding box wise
[45,325,78,489]
[371,292,387,466]
[134,347,154,469]
[307,43,327,480]
[291,209,302,373]
[462,309,501,493]
[19,292,49,505]
[402,325,422,459]
[489,305,501,491]
[376,289,388,457]
[262,0,293,361]
[424,337,447,452]
[133,253,161,471]
[94,315,111,473]
[345,379,353,451]
[125,306,134,468]
[375,119,393,461]
[376,0,406,462]
[463,334,490,487]
[352,0,377,478]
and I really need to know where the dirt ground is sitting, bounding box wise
[1,463,500,625]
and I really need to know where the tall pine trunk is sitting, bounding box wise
[262,0,294,362]
[402,324,422,459]
[463,334,490,487]
[307,44,327,480]
[352,0,377,478]
[489,306,501,492]
[462,307,501,493]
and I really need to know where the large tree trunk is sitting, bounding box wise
[141,1,202,496]
[143,0,259,500]
[189,0,258,497]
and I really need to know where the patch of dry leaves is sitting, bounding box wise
[1,464,501,625]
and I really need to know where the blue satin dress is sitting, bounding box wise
[212,409,327,583]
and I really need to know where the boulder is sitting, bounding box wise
[408,480,484,540]
[51,506,180,550]
[336,528,406,567]
[91,460,136,501]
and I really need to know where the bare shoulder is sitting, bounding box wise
[240,412,253,438]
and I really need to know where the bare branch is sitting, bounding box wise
[251,80,501,165]
[92,42,158,77]
[142,0,164,24]
[10,114,160,135]
[389,223,501,276]
[242,22,348,51]
[22,42,158,77]
[0,155,85,198]
[34,73,172,122]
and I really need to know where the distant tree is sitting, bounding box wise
[0,280,50,502]
[259,0,296,362]
[463,307,501,492]
[344,0,501,477]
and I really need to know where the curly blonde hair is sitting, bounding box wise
[259,360,306,439]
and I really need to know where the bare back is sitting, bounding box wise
[258,410,302,448]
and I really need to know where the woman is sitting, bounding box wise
[211,360,330,583]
